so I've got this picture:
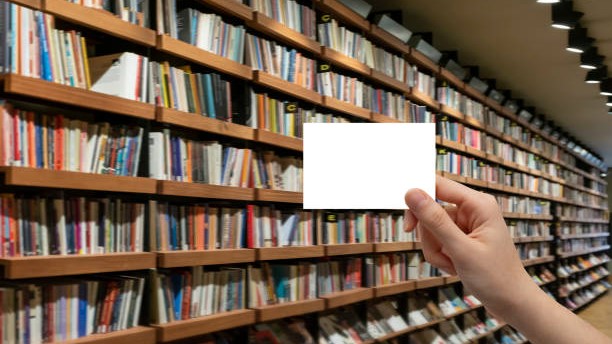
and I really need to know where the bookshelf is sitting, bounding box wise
[0,0,607,342]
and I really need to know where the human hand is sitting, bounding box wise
[404,175,539,318]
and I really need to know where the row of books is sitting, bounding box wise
[373,48,417,86]
[0,274,145,343]
[317,257,362,296]
[149,130,303,191]
[558,266,609,297]
[366,300,410,339]
[495,194,551,215]
[526,266,556,286]
[0,101,143,176]
[318,18,375,67]
[0,3,90,88]
[0,195,145,258]
[70,0,150,27]
[411,326,527,344]
[318,211,415,245]
[168,5,246,63]
[556,254,610,277]
[558,223,608,237]
[248,0,316,39]
[563,281,611,311]
[555,204,607,219]
[506,220,551,239]
[436,150,564,198]
[563,188,606,208]
[246,34,318,91]
[152,267,246,324]
[558,238,609,254]
[516,242,550,261]
[363,252,440,287]
[248,262,317,307]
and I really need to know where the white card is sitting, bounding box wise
[303,122,435,209]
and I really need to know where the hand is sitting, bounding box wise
[403,175,537,317]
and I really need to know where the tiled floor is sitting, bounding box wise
[578,291,612,338]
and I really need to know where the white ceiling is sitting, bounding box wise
[372,0,612,167]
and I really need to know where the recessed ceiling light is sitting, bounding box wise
[601,79,612,96]
[580,48,604,70]
[551,2,583,30]
[566,27,593,54]
[538,0,560,3]
[585,67,607,84]
[606,97,612,107]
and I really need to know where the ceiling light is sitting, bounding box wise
[606,97,612,107]
[600,79,612,96]
[566,27,593,53]
[585,67,607,84]
[580,48,604,70]
[551,2,583,29]
[538,0,560,3]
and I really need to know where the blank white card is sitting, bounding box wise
[303,123,435,209]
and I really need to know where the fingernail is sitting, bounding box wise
[405,189,428,211]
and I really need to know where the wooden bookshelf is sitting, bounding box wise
[60,326,156,344]
[249,12,321,54]
[467,323,507,343]
[11,0,40,8]
[438,68,464,90]
[156,249,256,268]
[321,47,372,77]
[256,246,325,260]
[156,107,255,141]
[438,137,466,152]
[199,0,253,21]
[370,70,411,94]
[324,243,373,256]
[321,287,374,309]
[408,48,440,74]
[414,242,423,250]
[517,236,554,243]
[439,105,465,121]
[373,241,415,252]
[462,85,487,103]
[557,217,609,224]
[371,113,402,123]
[0,74,155,120]
[444,305,483,320]
[522,256,555,267]
[559,232,610,239]
[409,88,439,109]
[254,128,303,152]
[0,252,156,279]
[463,116,485,130]
[369,24,411,55]
[374,326,418,343]
[254,299,325,322]
[253,71,322,105]
[314,0,370,32]
[43,0,156,46]
[415,276,445,290]
[374,280,416,298]
[465,146,487,159]
[445,275,461,284]
[153,309,256,342]
[321,96,372,120]
[464,176,488,189]
[157,35,252,80]
[559,245,611,259]
[157,181,255,201]
[0,167,157,194]
[255,189,303,203]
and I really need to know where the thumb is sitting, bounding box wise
[405,188,468,252]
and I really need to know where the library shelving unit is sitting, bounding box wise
[0,0,608,343]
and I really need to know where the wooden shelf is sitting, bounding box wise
[249,12,320,54]
[409,88,439,109]
[321,287,374,309]
[445,275,461,284]
[463,115,485,130]
[253,71,322,105]
[438,68,464,90]
[321,47,371,77]
[373,241,415,253]
[253,299,325,322]
[522,256,554,267]
[370,70,410,94]
[256,246,325,260]
[374,325,418,343]
[467,324,507,343]
[438,137,466,152]
[0,167,156,194]
[153,309,256,342]
[371,113,402,123]
[369,25,410,55]
[440,171,467,184]
[465,145,487,159]
[0,74,155,120]
[408,48,440,74]
[157,35,252,80]
[559,232,610,239]
[43,0,156,46]
[415,276,445,289]
[156,107,255,141]
[414,242,423,250]
[445,305,483,320]
[321,96,371,120]
[0,252,155,279]
[10,0,40,8]
[314,0,370,32]
[59,326,156,344]
[558,217,609,224]
[157,181,255,201]
[254,128,303,151]
[198,0,253,21]
[373,280,416,298]
[462,84,487,103]
[324,243,373,256]
[255,189,303,203]
[517,236,554,243]
[559,245,611,259]
[156,249,256,268]
[464,177,488,189]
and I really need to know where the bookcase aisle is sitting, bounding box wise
[0,0,608,343]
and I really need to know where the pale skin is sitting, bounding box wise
[403,176,612,344]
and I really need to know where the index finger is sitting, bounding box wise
[435,175,483,206]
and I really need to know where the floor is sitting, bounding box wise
[578,291,612,338]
